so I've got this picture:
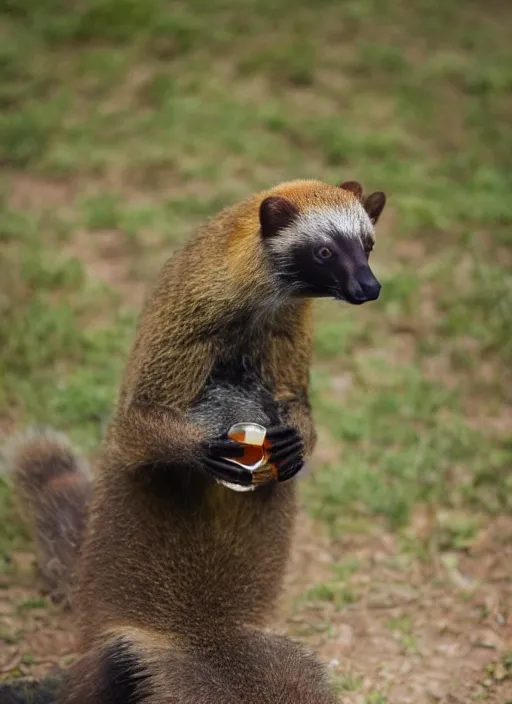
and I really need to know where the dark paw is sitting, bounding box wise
[265,426,304,483]
[201,436,253,487]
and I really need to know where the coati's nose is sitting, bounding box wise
[359,267,381,301]
[348,266,381,303]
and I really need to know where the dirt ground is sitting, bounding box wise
[286,513,512,703]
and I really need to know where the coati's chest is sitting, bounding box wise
[188,344,280,436]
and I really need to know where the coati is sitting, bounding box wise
[3,178,386,704]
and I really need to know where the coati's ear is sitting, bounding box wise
[364,191,386,224]
[339,181,364,200]
[259,196,300,238]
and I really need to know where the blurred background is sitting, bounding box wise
[0,0,511,701]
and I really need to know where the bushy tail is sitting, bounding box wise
[0,673,64,704]
[2,428,92,606]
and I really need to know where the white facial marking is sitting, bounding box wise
[268,201,375,256]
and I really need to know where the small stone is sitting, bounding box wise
[472,629,504,650]
[435,642,460,657]
[427,681,446,701]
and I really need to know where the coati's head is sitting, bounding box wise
[259,180,386,305]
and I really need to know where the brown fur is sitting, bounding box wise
[60,625,337,704]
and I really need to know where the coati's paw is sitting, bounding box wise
[200,436,253,487]
[265,426,304,483]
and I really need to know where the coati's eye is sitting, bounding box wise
[315,246,333,262]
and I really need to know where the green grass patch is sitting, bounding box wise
[305,360,511,530]
[16,597,46,613]
[0,198,135,449]
[331,672,363,693]
[300,581,356,610]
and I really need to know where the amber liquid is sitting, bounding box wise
[228,430,267,467]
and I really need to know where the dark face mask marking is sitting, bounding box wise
[279,233,381,304]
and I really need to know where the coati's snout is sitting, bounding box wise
[342,263,381,305]
[328,236,381,304]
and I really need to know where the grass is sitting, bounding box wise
[16,597,47,613]
[331,672,363,693]
[0,0,511,564]
[300,581,356,610]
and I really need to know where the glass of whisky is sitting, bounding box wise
[220,422,276,492]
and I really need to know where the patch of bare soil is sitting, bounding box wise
[63,228,148,308]
[0,563,76,681]
[5,169,149,309]
[6,172,77,212]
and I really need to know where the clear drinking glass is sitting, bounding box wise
[219,422,274,492]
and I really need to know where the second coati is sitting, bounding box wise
[4,178,386,703]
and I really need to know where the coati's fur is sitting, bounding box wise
[4,179,386,703]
